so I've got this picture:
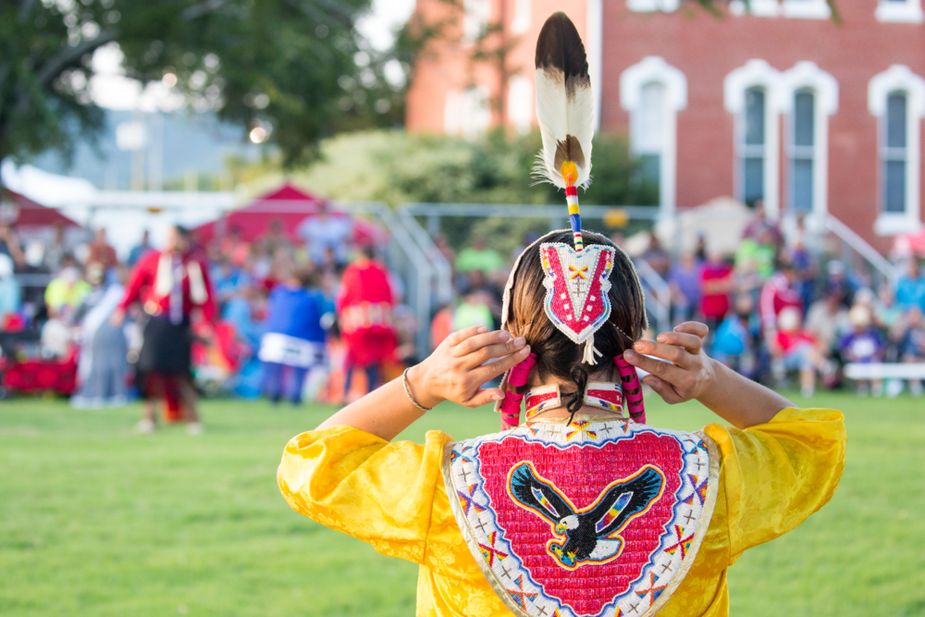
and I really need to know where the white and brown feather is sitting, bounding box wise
[533,12,594,189]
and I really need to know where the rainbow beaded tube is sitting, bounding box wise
[561,160,584,252]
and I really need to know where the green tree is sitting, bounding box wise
[253,129,653,207]
[0,0,404,177]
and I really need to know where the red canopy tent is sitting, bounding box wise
[194,182,381,246]
[1,189,81,229]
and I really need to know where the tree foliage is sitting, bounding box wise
[0,0,405,171]
[237,129,656,208]
[0,0,841,179]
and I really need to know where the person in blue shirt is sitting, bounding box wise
[127,229,153,267]
[895,258,925,312]
[711,294,762,380]
[259,266,332,405]
[211,256,250,311]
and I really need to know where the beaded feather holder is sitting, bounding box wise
[494,12,646,429]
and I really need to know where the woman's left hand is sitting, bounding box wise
[621,321,717,404]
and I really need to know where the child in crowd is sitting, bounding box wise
[840,305,885,396]
[771,307,820,398]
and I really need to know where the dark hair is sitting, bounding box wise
[506,230,646,413]
[296,265,319,289]
[360,244,377,260]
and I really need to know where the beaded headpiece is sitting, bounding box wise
[495,13,646,429]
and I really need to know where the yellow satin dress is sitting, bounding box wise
[278,408,845,616]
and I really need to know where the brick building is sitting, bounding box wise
[406,0,925,250]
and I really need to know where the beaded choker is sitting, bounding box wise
[524,382,625,420]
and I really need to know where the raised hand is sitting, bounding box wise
[621,321,717,405]
[410,326,532,409]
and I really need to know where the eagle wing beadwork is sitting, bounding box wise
[509,461,576,524]
[508,462,665,569]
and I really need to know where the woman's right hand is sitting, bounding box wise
[409,326,531,409]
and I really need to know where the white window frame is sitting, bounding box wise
[724,60,783,217]
[869,65,925,234]
[511,0,531,34]
[627,0,680,13]
[781,0,831,19]
[588,0,604,132]
[620,56,687,219]
[779,62,838,222]
[876,0,924,23]
[463,0,491,42]
[506,74,532,134]
[444,86,491,137]
[787,89,819,215]
[730,0,781,17]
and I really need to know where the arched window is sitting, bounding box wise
[780,62,838,219]
[788,88,816,213]
[742,87,769,205]
[869,65,925,233]
[883,91,909,215]
[620,57,687,216]
[632,82,667,190]
[725,60,782,214]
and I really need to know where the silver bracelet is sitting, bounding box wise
[402,367,433,412]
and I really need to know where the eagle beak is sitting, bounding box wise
[555,522,566,534]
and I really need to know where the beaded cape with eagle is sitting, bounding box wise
[442,419,719,617]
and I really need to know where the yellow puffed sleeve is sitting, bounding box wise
[704,407,846,562]
[277,424,453,564]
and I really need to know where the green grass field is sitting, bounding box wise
[1,392,923,617]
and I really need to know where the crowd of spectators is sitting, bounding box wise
[430,203,925,399]
[0,212,409,407]
[1,201,924,404]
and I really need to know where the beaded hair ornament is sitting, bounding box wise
[495,13,646,430]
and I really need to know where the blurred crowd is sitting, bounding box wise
[0,211,410,410]
[1,201,924,406]
[431,203,925,399]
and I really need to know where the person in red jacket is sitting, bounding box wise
[336,245,396,401]
[113,225,216,434]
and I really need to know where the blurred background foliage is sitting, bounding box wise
[0,0,834,182]
[230,129,657,208]
[0,0,397,173]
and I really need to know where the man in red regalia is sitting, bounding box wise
[113,225,216,433]
[336,245,396,401]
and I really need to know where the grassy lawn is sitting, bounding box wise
[1,391,923,616]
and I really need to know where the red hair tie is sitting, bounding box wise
[614,355,646,424]
[499,353,537,429]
